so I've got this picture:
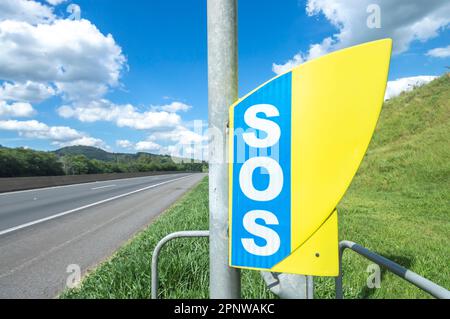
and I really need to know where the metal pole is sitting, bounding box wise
[307,275,314,299]
[335,245,344,299]
[207,0,240,299]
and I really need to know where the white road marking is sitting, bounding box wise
[91,184,116,190]
[0,174,176,197]
[0,174,192,237]
[0,203,134,280]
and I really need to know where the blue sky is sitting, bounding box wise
[0,0,449,155]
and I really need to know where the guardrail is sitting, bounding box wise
[335,240,450,299]
[0,171,192,193]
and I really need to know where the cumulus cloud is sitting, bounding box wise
[58,99,182,130]
[0,120,80,140]
[0,18,126,102]
[0,81,55,103]
[385,76,437,100]
[117,111,181,131]
[57,136,106,148]
[0,0,55,25]
[272,54,305,76]
[117,121,208,159]
[115,139,162,153]
[145,121,208,159]
[427,45,450,58]
[150,124,207,145]
[116,139,133,148]
[135,141,162,152]
[58,98,204,155]
[0,0,199,154]
[0,119,106,148]
[0,101,35,118]
[45,0,68,6]
[153,102,192,113]
[273,0,450,74]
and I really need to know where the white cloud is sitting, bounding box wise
[150,125,206,145]
[113,121,208,158]
[117,111,181,131]
[153,102,192,113]
[58,100,206,155]
[385,75,437,100]
[0,101,35,118]
[0,120,80,140]
[45,0,68,6]
[58,99,182,130]
[135,141,162,152]
[0,0,200,153]
[0,0,55,25]
[427,45,450,58]
[273,0,450,74]
[56,136,106,148]
[0,81,55,103]
[0,119,106,148]
[0,119,47,132]
[272,54,305,76]
[0,18,126,102]
[116,139,133,148]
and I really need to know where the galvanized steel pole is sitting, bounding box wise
[207,0,240,299]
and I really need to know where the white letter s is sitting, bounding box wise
[243,104,281,148]
[242,210,280,256]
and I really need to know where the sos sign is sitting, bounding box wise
[229,39,392,276]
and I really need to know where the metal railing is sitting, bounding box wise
[151,230,209,299]
[335,240,450,299]
[151,234,450,299]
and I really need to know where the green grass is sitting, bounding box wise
[62,74,449,299]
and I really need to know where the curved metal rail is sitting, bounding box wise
[336,240,450,299]
[151,231,210,299]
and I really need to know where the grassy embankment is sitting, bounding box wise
[62,75,449,299]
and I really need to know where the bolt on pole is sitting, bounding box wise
[207,0,241,299]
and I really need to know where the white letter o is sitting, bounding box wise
[239,157,283,201]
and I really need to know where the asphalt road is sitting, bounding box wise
[0,172,205,298]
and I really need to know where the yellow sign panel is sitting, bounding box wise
[229,39,392,276]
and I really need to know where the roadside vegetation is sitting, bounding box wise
[0,145,205,177]
[62,75,449,299]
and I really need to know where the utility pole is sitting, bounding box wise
[207,0,240,298]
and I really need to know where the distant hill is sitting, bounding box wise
[0,144,205,177]
[53,145,169,162]
[53,146,136,162]
[54,146,113,161]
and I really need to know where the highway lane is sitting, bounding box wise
[0,172,193,235]
[0,172,206,298]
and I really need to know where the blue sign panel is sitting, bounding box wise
[230,72,292,269]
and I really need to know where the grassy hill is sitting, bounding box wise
[323,73,450,298]
[62,74,449,299]
[54,146,120,162]
[54,146,159,162]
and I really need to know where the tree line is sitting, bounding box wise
[0,147,205,178]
